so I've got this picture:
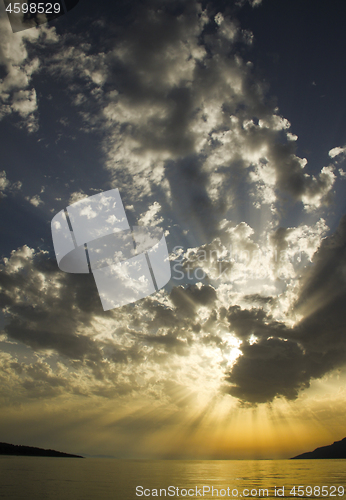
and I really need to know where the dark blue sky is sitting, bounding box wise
[236,0,346,171]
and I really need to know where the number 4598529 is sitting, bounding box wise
[5,3,61,14]
[290,485,344,496]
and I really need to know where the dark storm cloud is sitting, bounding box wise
[0,251,104,360]
[226,338,308,404]
[0,247,147,377]
[2,230,346,406]
[226,215,346,405]
[170,284,217,316]
[5,321,101,360]
[294,215,346,314]
[0,245,151,399]
[270,142,335,205]
[290,216,346,380]
[0,245,221,399]
[6,235,345,406]
[242,294,274,306]
[227,305,287,340]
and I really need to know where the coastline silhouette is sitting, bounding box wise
[292,437,346,459]
[0,442,83,458]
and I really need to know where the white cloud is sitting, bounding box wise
[329,145,346,158]
[0,3,58,131]
[68,191,88,205]
[12,89,37,116]
[11,88,38,131]
[301,166,336,211]
[0,170,10,194]
[26,194,43,207]
[0,170,22,197]
[138,202,164,227]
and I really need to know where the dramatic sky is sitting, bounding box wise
[0,0,346,459]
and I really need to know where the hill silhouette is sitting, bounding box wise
[0,442,83,458]
[292,437,346,459]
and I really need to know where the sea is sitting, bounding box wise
[0,457,345,500]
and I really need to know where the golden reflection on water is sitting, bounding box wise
[0,457,345,500]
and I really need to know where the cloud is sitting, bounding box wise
[0,246,105,360]
[138,202,164,227]
[0,3,58,131]
[11,89,38,132]
[172,217,327,288]
[68,190,88,205]
[0,170,22,197]
[25,194,43,206]
[0,245,225,403]
[226,337,308,404]
[169,284,217,317]
[243,0,263,6]
[294,215,346,317]
[1,208,346,408]
[37,0,336,239]
[225,216,346,404]
[0,171,10,195]
[0,353,70,401]
[329,145,346,159]
[1,0,345,415]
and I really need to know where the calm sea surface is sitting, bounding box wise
[0,457,345,500]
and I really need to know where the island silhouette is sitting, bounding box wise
[0,442,83,458]
[292,437,346,459]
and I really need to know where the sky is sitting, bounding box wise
[0,0,346,459]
